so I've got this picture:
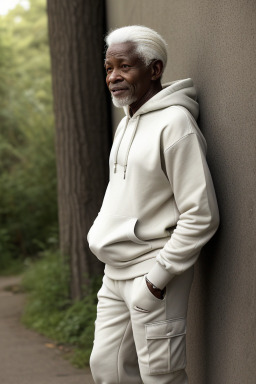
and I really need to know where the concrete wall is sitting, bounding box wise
[105,1,256,383]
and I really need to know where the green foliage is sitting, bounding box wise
[22,250,70,312]
[0,0,58,270]
[22,251,101,366]
[0,227,24,274]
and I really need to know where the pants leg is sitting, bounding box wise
[90,267,193,384]
[90,276,142,384]
[130,267,194,384]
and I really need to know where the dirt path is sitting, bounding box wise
[0,275,94,384]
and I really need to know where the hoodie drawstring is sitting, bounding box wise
[113,116,129,174]
[123,116,139,179]
[113,115,140,179]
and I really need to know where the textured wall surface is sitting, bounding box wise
[105,1,256,383]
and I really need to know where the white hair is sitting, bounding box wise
[105,25,168,71]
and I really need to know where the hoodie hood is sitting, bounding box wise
[114,78,199,179]
[123,78,199,121]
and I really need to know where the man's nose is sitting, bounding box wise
[108,68,122,83]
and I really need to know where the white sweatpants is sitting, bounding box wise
[90,267,194,384]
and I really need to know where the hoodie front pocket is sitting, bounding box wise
[87,213,151,264]
[145,318,187,375]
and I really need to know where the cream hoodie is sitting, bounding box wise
[87,78,219,289]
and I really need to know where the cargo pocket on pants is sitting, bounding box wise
[145,318,187,375]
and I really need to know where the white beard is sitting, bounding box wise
[111,94,137,108]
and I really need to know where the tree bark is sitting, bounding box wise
[47,0,111,299]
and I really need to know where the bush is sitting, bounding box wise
[22,250,101,366]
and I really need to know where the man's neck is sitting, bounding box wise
[129,82,162,116]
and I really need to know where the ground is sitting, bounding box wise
[0,275,94,384]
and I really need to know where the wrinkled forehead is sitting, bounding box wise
[105,41,140,61]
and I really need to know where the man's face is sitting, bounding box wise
[105,42,153,108]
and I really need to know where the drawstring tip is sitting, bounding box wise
[114,163,117,173]
[123,166,127,179]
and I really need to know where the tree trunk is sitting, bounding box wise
[47,0,111,300]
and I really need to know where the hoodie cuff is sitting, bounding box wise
[147,262,175,290]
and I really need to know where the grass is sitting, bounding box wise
[21,250,101,367]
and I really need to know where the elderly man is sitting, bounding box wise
[88,26,219,384]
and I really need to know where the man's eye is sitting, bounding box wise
[106,67,112,73]
[122,64,130,69]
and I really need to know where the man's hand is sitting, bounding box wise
[146,277,166,300]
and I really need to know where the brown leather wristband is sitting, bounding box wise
[146,277,166,300]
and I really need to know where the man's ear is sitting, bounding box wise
[151,60,164,80]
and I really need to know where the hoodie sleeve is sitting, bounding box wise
[147,131,220,289]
